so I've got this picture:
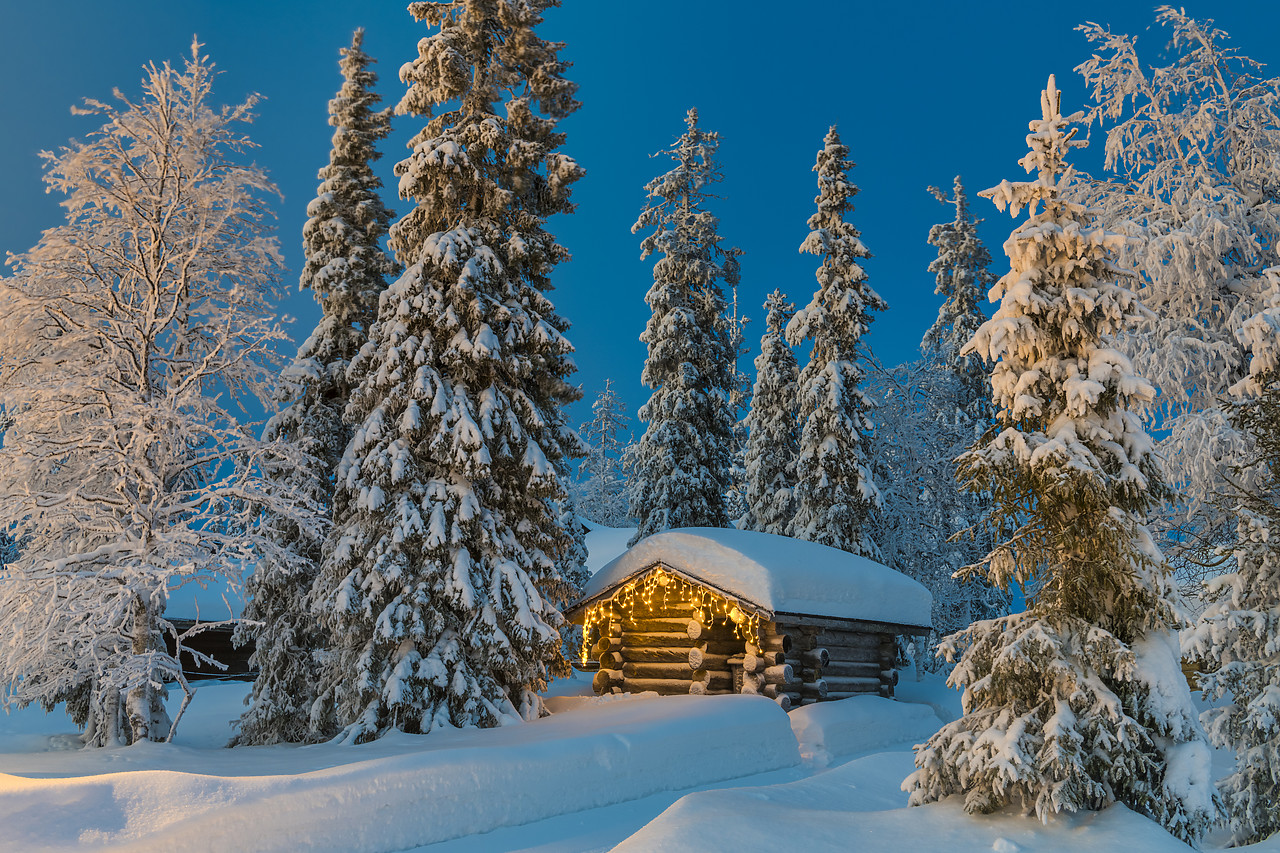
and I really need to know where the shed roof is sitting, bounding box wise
[573,528,931,632]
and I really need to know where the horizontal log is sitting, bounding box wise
[759,628,793,653]
[624,617,700,634]
[820,661,882,679]
[762,664,794,684]
[825,689,880,701]
[822,675,881,692]
[623,661,692,679]
[621,647,689,664]
[688,682,735,696]
[801,648,830,668]
[597,651,623,669]
[812,633,885,650]
[686,620,704,640]
[621,631,698,649]
[774,693,792,712]
[691,669,734,689]
[800,679,829,698]
[621,676,699,695]
[593,669,622,694]
[775,613,931,636]
[880,669,899,687]
[687,647,733,670]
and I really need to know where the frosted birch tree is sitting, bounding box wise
[234,29,397,746]
[627,108,739,543]
[1186,266,1280,845]
[0,41,316,747]
[573,380,632,528]
[743,290,799,535]
[1076,8,1280,589]
[904,77,1216,843]
[312,0,584,742]
[787,125,885,558]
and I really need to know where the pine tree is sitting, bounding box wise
[627,108,740,543]
[1186,266,1280,845]
[787,125,885,558]
[234,29,397,746]
[573,380,632,528]
[0,42,315,747]
[743,290,800,535]
[904,77,1216,843]
[312,0,584,742]
[724,285,753,526]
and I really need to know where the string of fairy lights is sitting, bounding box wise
[580,565,763,663]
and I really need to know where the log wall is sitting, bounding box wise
[587,594,907,713]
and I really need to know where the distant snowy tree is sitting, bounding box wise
[905,77,1217,843]
[1076,8,1280,591]
[867,358,1005,672]
[724,284,752,526]
[234,29,397,747]
[787,125,885,558]
[921,176,995,417]
[871,178,1003,668]
[627,108,740,543]
[0,42,316,747]
[742,290,799,535]
[572,380,632,528]
[1186,265,1280,845]
[313,0,584,742]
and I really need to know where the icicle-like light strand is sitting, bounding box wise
[579,567,762,663]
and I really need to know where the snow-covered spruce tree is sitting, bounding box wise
[921,175,996,418]
[786,125,886,558]
[743,290,800,535]
[313,0,585,742]
[234,29,397,746]
[1186,265,1280,846]
[0,42,317,747]
[1076,8,1280,591]
[724,285,753,526]
[871,177,1004,668]
[626,108,740,543]
[904,77,1216,842]
[572,379,632,528]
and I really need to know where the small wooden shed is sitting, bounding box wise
[566,527,932,711]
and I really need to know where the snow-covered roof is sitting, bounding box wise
[575,528,931,631]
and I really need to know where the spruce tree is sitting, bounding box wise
[1186,266,1280,846]
[905,77,1216,843]
[312,0,584,742]
[574,380,632,528]
[234,29,397,746]
[922,175,995,417]
[627,108,739,543]
[787,125,885,558]
[876,176,1004,667]
[743,290,800,536]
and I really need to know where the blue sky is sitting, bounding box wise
[2,1,1278,431]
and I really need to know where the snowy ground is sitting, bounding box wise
[3,670,1275,853]
[4,524,1277,852]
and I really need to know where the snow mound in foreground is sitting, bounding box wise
[0,694,799,853]
[790,695,942,766]
[616,753,1198,853]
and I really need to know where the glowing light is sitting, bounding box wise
[580,567,762,664]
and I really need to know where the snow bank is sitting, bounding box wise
[583,527,932,628]
[789,695,942,766]
[0,694,799,853]
[616,763,1197,853]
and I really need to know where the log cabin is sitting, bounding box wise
[565,527,932,712]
